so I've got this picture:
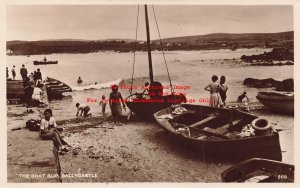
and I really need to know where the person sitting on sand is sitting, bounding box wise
[99,95,107,116]
[237,91,249,102]
[109,85,126,125]
[40,109,70,155]
[77,76,83,84]
[204,75,223,107]
[219,75,228,107]
[76,103,92,117]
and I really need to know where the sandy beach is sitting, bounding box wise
[7,99,293,182]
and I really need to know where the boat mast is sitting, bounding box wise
[144,4,154,83]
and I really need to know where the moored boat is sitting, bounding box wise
[125,5,185,120]
[44,77,72,99]
[221,158,294,182]
[256,91,294,115]
[153,104,282,161]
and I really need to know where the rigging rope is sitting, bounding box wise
[129,5,140,95]
[151,5,174,94]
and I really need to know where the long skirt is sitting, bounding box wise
[209,93,223,107]
[111,103,122,116]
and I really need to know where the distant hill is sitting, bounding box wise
[7,31,293,55]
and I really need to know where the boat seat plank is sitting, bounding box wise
[202,119,243,139]
[189,114,220,128]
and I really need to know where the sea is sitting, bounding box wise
[7,48,294,162]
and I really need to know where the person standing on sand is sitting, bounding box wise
[99,95,107,116]
[204,75,223,107]
[109,84,126,125]
[76,103,92,117]
[6,67,9,79]
[20,64,28,83]
[34,68,42,86]
[40,109,70,155]
[11,65,16,80]
[219,75,228,107]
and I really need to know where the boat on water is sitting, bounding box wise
[33,57,58,65]
[256,91,294,115]
[44,77,72,99]
[153,104,282,161]
[221,158,294,182]
[125,5,185,120]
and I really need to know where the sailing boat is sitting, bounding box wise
[125,5,186,120]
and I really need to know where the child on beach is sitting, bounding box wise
[237,92,249,103]
[99,95,107,116]
[76,103,92,117]
[40,109,70,155]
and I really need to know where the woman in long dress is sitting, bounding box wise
[204,75,223,107]
[109,85,126,124]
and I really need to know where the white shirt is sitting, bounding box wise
[40,117,57,130]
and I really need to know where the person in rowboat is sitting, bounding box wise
[204,75,223,107]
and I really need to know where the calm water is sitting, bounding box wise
[7,48,294,163]
[7,48,294,119]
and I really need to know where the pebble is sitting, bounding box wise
[118,160,122,166]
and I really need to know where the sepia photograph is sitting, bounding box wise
[5,2,294,183]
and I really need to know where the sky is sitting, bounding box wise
[6,5,293,41]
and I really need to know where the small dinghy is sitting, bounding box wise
[44,77,72,99]
[256,91,294,115]
[221,158,294,182]
[154,104,282,161]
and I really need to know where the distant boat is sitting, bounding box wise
[33,57,58,65]
[221,158,294,182]
[33,60,58,65]
[154,104,282,161]
[44,77,72,99]
[256,91,294,115]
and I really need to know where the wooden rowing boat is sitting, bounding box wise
[153,104,282,161]
[33,60,58,65]
[221,158,294,182]
[256,91,294,115]
[44,77,72,99]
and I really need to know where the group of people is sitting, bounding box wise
[6,66,16,80]
[205,75,249,107]
[204,75,228,107]
[20,65,45,107]
[75,84,126,125]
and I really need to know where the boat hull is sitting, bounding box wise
[126,95,185,120]
[33,61,58,65]
[256,92,294,115]
[154,104,282,161]
[221,158,294,182]
[44,77,72,100]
